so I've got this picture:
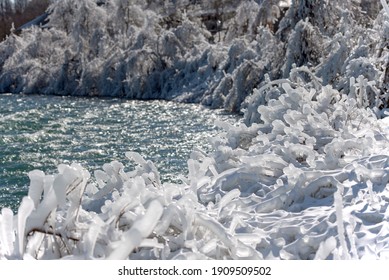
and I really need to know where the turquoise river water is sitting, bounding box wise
[0,94,237,211]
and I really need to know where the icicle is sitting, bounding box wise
[17,197,34,258]
[334,185,351,260]
[25,184,58,234]
[217,189,240,217]
[83,218,103,258]
[27,170,45,209]
[0,208,15,257]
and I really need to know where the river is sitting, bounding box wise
[0,94,238,211]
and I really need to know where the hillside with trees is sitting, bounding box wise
[0,0,386,116]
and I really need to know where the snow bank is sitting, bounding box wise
[1,72,389,260]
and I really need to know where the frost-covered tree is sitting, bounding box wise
[1,0,389,114]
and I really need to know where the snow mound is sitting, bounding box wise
[1,76,389,260]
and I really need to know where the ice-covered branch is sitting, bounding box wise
[381,0,389,16]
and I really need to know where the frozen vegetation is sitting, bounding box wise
[1,0,389,259]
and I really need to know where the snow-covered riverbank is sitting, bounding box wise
[1,73,389,259]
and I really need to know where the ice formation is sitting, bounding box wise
[1,73,389,259]
[1,0,389,260]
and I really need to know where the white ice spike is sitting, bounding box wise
[17,197,34,258]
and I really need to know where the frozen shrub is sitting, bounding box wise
[223,60,265,112]
[315,34,349,86]
[282,19,324,77]
[224,0,260,41]
[344,58,378,86]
